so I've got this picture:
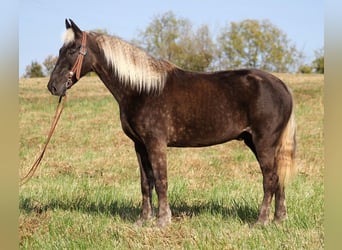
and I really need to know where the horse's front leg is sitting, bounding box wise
[145,139,171,228]
[134,142,155,225]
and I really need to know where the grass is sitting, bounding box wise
[19,74,324,249]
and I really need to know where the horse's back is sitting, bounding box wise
[170,68,293,117]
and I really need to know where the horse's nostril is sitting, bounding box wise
[48,82,58,94]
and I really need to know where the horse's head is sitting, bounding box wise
[47,19,93,96]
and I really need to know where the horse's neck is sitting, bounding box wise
[92,59,134,104]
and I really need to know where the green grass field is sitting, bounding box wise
[19,74,324,249]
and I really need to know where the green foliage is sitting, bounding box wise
[136,11,215,71]
[312,57,324,74]
[312,48,324,74]
[217,19,302,72]
[137,11,188,61]
[24,61,45,78]
[299,64,313,74]
[298,47,324,74]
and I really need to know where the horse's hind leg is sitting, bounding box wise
[274,179,287,222]
[134,142,155,225]
[253,139,279,225]
[241,131,258,160]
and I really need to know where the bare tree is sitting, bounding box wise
[43,55,58,76]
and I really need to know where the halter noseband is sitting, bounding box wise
[65,31,87,89]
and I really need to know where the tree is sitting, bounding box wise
[217,19,301,72]
[298,64,312,74]
[24,61,45,78]
[136,11,215,71]
[43,55,58,76]
[175,24,215,71]
[312,48,324,74]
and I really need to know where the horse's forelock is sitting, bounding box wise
[62,28,75,45]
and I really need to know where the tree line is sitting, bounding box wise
[24,11,324,78]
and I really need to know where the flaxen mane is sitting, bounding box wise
[94,33,176,93]
[63,28,176,93]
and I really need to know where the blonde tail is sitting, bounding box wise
[276,104,297,189]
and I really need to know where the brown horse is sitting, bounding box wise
[48,19,296,227]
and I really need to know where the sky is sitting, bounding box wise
[19,0,323,76]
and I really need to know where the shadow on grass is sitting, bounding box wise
[20,196,258,224]
[19,197,141,222]
[171,199,259,224]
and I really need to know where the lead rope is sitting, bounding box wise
[21,32,87,186]
[20,95,67,186]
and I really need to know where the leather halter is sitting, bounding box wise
[65,31,87,88]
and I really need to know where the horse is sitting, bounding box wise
[47,19,296,228]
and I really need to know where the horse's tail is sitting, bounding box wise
[276,100,297,189]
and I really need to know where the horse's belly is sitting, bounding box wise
[166,123,240,147]
[164,96,247,147]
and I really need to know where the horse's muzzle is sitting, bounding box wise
[47,81,66,96]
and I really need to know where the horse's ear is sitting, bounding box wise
[65,19,71,29]
[68,19,82,36]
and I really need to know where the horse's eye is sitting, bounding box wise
[68,49,77,55]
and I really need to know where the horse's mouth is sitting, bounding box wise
[47,82,67,97]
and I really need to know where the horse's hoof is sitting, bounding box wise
[255,218,269,227]
[156,216,171,228]
[274,214,287,224]
[134,217,154,227]
[134,219,144,227]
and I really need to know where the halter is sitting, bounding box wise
[65,31,87,89]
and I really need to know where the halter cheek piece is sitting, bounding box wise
[65,32,87,89]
